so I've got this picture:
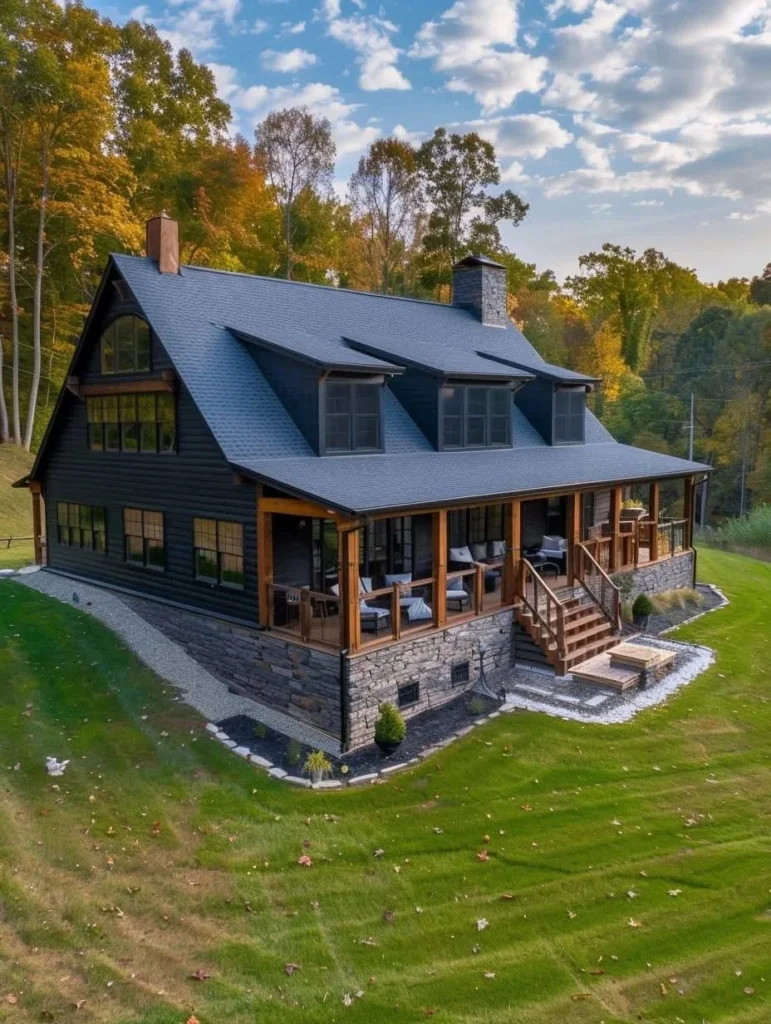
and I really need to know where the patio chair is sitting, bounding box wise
[446,575,471,612]
[330,583,391,634]
[537,535,567,564]
[385,572,433,623]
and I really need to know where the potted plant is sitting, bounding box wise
[621,498,648,522]
[303,749,333,785]
[374,702,406,756]
[632,593,654,629]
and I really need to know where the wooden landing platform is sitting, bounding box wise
[571,652,640,691]
[610,643,676,671]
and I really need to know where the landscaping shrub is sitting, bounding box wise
[374,702,406,746]
[651,587,702,612]
[696,504,771,554]
[632,593,654,619]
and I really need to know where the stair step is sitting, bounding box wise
[565,634,619,668]
[554,606,605,628]
[565,621,614,649]
[571,651,640,691]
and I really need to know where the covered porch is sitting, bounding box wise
[256,474,697,655]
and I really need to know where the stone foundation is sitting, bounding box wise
[346,610,515,749]
[615,551,695,602]
[124,597,342,737]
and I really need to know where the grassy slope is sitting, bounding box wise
[0,445,34,568]
[0,548,769,1023]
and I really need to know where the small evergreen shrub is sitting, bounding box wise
[374,702,406,746]
[632,593,654,619]
[286,738,303,766]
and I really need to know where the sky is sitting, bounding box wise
[93,0,771,284]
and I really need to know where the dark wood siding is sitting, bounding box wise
[515,378,553,444]
[40,274,257,622]
[389,370,440,448]
[246,347,321,452]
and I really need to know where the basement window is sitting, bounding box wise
[397,682,420,708]
[451,661,470,685]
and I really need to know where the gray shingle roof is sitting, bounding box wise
[112,254,709,513]
[344,333,535,379]
[229,324,402,372]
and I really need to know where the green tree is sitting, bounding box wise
[417,127,527,288]
[749,263,771,306]
[254,107,335,280]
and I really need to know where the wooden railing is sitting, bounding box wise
[267,583,341,648]
[575,543,621,631]
[359,576,436,647]
[0,535,34,550]
[582,535,612,571]
[518,557,566,655]
[656,519,687,558]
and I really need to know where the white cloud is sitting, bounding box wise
[576,137,611,171]
[251,18,269,34]
[283,20,306,34]
[326,13,411,91]
[456,113,574,160]
[412,0,547,112]
[589,201,612,212]
[727,211,759,220]
[260,48,318,72]
[393,123,426,145]
[632,199,664,207]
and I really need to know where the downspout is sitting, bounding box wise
[339,648,350,751]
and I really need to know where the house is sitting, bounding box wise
[18,214,710,749]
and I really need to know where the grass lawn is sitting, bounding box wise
[0,445,34,570]
[0,548,770,1023]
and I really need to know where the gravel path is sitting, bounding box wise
[6,568,341,755]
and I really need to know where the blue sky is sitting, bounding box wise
[94,0,771,283]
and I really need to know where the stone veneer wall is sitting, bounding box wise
[618,551,695,601]
[124,597,342,736]
[346,610,515,749]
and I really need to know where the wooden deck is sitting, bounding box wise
[571,642,677,691]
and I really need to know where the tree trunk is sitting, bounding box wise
[284,202,293,281]
[3,131,21,444]
[24,140,47,451]
[0,330,8,443]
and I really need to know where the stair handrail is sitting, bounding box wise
[518,557,566,655]
[575,542,621,631]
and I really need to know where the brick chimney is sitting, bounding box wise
[145,212,179,274]
[452,254,508,327]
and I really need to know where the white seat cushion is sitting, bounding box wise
[359,577,372,594]
[488,539,506,558]
[447,576,465,592]
[470,542,488,562]
[360,600,389,618]
[449,546,474,564]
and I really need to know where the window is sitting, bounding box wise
[100,316,151,375]
[87,393,176,453]
[56,503,106,552]
[398,682,420,708]
[451,661,470,685]
[440,385,511,449]
[193,518,245,589]
[124,508,165,570]
[554,388,585,444]
[448,505,505,550]
[324,381,381,453]
[356,516,413,581]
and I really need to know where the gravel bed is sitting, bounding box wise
[220,690,501,776]
[646,583,724,635]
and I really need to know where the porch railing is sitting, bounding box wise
[656,518,687,558]
[582,535,612,572]
[359,576,436,647]
[518,557,566,656]
[267,583,342,649]
[574,543,621,631]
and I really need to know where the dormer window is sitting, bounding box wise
[100,316,151,375]
[440,384,511,450]
[553,387,585,445]
[322,380,382,454]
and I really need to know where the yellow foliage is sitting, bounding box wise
[575,317,637,402]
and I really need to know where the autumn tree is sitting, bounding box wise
[254,107,335,280]
[749,263,771,306]
[417,127,528,288]
[348,138,423,294]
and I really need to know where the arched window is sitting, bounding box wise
[100,316,151,375]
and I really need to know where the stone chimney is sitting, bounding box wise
[145,212,179,274]
[452,254,508,327]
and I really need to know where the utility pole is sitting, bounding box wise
[688,392,694,461]
[739,415,748,518]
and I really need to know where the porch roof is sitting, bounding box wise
[237,443,710,515]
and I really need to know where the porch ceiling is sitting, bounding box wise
[236,444,710,516]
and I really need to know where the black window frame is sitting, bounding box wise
[123,507,166,572]
[321,379,384,455]
[100,315,152,375]
[56,502,107,553]
[553,387,585,445]
[439,384,512,450]
[451,661,470,685]
[397,682,420,708]
[193,517,245,590]
[86,392,176,454]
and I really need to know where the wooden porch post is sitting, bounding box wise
[432,509,447,628]
[649,481,660,562]
[683,475,695,549]
[339,527,361,651]
[566,492,581,585]
[609,485,622,570]
[256,490,273,627]
[503,498,521,603]
[29,482,45,566]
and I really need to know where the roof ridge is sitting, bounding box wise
[111,253,490,315]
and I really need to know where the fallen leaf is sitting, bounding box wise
[151,821,161,836]
[382,910,395,924]
[567,910,577,919]
[744,987,755,996]
[668,889,682,897]
[4,995,18,1005]
[484,971,495,979]
[297,855,312,867]
[499,893,515,900]
[73,999,87,1011]
[628,918,642,928]
[476,850,489,862]
[186,1017,200,1024]
[373,848,384,857]
[476,918,489,931]
[571,993,591,1002]
[285,963,301,976]
[589,969,605,976]
[189,968,212,981]
[660,982,667,996]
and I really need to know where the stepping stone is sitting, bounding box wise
[222,739,237,749]
[268,767,288,779]
[312,779,341,789]
[348,772,379,786]
[488,711,500,719]
[553,693,582,705]
[284,775,311,787]
[514,683,553,698]
[499,702,516,713]
[233,746,251,758]
[250,754,272,768]
[455,725,475,737]
[585,693,611,707]
[380,762,409,775]
[418,745,441,759]
[205,723,218,733]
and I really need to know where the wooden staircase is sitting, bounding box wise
[514,546,622,676]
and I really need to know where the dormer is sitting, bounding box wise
[229,325,402,455]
